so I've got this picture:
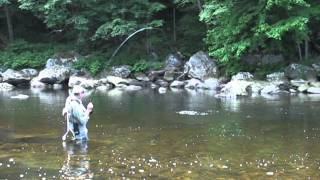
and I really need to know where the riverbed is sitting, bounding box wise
[1,89,320,179]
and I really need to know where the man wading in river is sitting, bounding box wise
[62,85,93,141]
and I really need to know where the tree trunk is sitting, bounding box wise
[173,7,176,43]
[304,40,309,59]
[196,0,203,12]
[297,43,302,61]
[4,4,14,42]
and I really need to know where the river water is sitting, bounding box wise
[0,88,320,179]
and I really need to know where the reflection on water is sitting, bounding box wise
[1,89,320,179]
[60,141,93,179]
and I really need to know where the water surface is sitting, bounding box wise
[1,89,320,179]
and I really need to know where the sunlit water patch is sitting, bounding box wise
[1,89,320,179]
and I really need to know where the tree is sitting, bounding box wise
[1,0,14,42]
[200,0,320,62]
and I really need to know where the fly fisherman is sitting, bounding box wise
[62,85,93,141]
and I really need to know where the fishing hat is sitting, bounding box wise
[72,85,85,94]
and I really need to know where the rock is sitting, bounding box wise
[106,76,128,87]
[184,78,204,89]
[298,84,310,92]
[163,70,176,82]
[158,87,167,94]
[125,85,143,91]
[165,53,183,70]
[96,84,112,91]
[38,66,71,84]
[0,67,6,73]
[21,68,38,77]
[310,81,320,88]
[134,73,150,82]
[219,80,252,97]
[0,82,14,91]
[231,72,253,81]
[184,51,219,80]
[98,78,108,85]
[307,87,320,94]
[68,76,97,89]
[266,72,286,82]
[148,70,165,81]
[312,63,320,76]
[285,64,317,80]
[30,77,48,89]
[127,79,146,87]
[290,89,298,93]
[2,69,32,85]
[203,78,220,90]
[109,65,131,78]
[248,81,269,94]
[155,79,169,87]
[45,56,77,68]
[150,83,158,89]
[261,84,281,94]
[10,94,29,99]
[53,84,63,90]
[170,80,185,88]
[0,76,2,83]
[290,79,308,87]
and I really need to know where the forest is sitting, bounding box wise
[1,0,320,76]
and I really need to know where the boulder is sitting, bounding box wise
[30,77,48,89]
[2,69,32,85]
[219,80,252,96]
[266,72,286,82]
[68,76,98,89]
[106,76,128,87]
[109,65,131,78]
[134,73,150,82]
[21,68,38,77]
[165,53,183,70]
[247,81,269,94]
[148,70,165,81]
[53,84,64,90]
[285,64,317,80]
[297,84,310,93]
[231,72,254,81]
[184,51,219,80]
[170,80,185,88]
[203,78,220,90]
[290,79,308,88]
[163,70,176,82]
[0,82,14,91]
[261,84,281,94]
[45,56,77,68]
[312,63,320,76]
[307,87,320,94]
[155,79,169,87]
[38,66,71,84]
[310,82,320,88]
[96,84,112,91]
[184,78,205,89]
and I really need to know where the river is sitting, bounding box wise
[0,88,320,179]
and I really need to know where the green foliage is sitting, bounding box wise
[0,40,55,69]
[200,0,320,62]
[73,55,105,76]
[131,61,163,73]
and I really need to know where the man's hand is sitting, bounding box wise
[87,102,94,113]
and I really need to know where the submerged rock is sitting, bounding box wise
[0,82,14,91]
[158,87,167,94]
[10,94,29,99]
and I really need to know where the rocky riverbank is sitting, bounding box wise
[1,51,320,97]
